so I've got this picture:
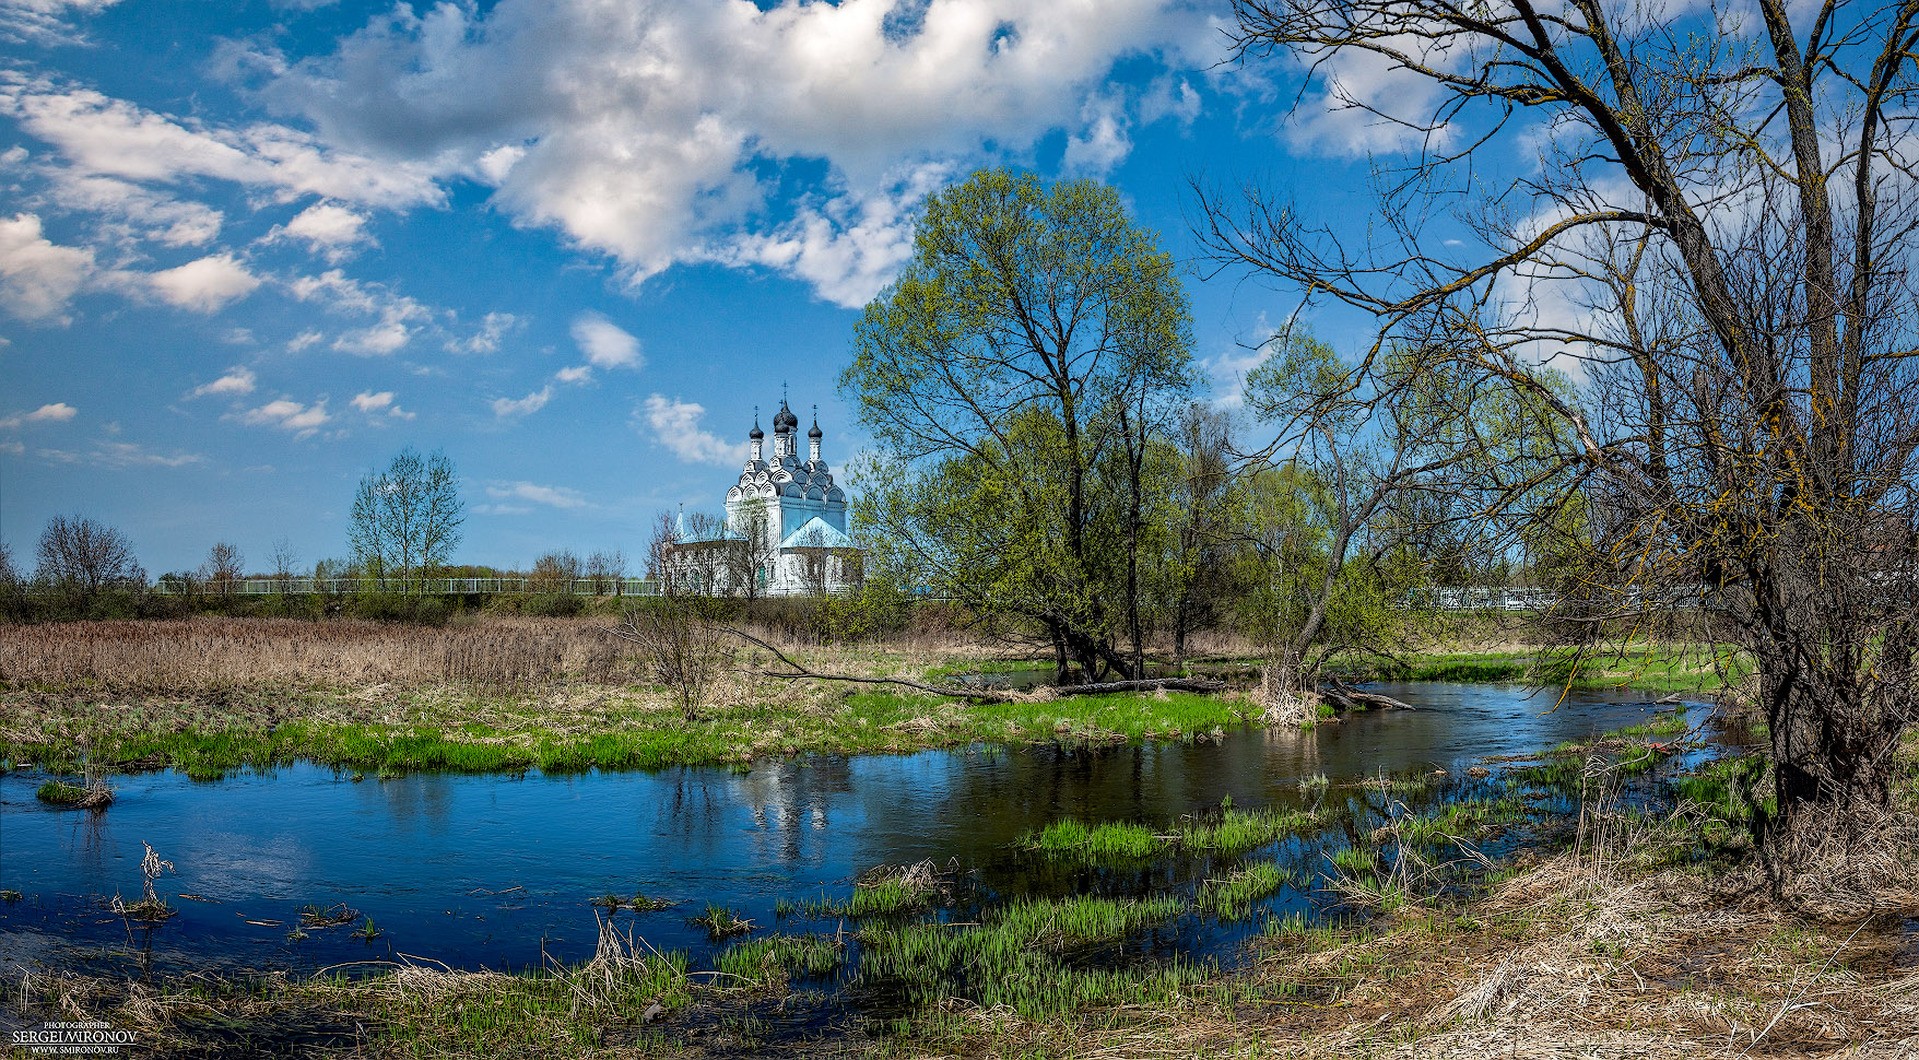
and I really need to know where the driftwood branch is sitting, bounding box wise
[717,626,1225,701]
[719,625,1015,700]
[1321,676,1415,712]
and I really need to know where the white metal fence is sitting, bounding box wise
[150,577,663,597]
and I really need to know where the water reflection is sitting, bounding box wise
[0,682,1698,977]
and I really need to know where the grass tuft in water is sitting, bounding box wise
[1195,862,1294,919]
[691,903,753,939]
[1022,806,1318,867]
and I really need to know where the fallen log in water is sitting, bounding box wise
[1320,676,1415,712]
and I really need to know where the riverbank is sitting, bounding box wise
[9,726,1915,1058]
[0,616,1733,778]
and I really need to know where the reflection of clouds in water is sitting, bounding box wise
[176,833,310,901]
[0,927,68,979]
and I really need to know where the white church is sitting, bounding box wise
[664,398,862,596]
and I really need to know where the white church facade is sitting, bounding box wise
[663,398,862,596]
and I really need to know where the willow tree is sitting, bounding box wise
[844,168,1196,682]
[1207,1,1919,874]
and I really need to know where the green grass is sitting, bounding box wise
[855,893,1195,1020]
[1195,863,1294,919]
[799,877,936,919]
[1393,796,1528,849]
[691,903,753,939]
[359,947,691,1056]
[1337,644,1751,693]
[1022,806,1319,867]
[712,934,844,986]
[35,779,87,804]
[3,685,1259,780]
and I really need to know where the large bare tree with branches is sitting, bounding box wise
[1205,0,1919,876]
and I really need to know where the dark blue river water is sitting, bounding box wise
[0,683,1704,979]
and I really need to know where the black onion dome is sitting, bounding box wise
[748,422,764,440]
[808,412,822,440]
[773,399,799,432]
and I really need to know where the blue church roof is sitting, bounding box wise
[778,517,856,550]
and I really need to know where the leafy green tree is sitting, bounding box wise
[349,448,463,591]
[844,168,1196,681]
[1238,333,1562,685]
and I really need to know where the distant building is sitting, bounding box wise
[663,398,862,596]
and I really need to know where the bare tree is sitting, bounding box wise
[725,499,778,599]
[1206,0,1919,873]
[36,515,144,601]
[199,542,245,599]
[270,537,299,595]
[586,549,626,595]
[611,510,733,719]
[529,550,582,595]
[350,447,464,591]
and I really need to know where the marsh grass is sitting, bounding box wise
[2,619,1260,778]
[855,893,1195,1019]
[1338,643,1749,693]
[1024,806,1319,867]
[298,902,359,928]
[691,903,752,939]
[712,934,844,988]
[1195,863,1294,918]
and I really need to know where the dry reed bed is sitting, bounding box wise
[0,617,630,693]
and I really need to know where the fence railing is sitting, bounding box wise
[150,577,663,597]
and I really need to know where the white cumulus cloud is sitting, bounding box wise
[351,389,414,419]
[0,0,124,46]
[639,393,740,465]
[0,212,94,323]
[240,0,1216,301]
[0,78,445,209]
[267,200,373,261]
[146,253,260,312]
[570,311,643,369]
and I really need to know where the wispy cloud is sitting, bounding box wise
[237,397,330,437]
[486,480,587,509]
[490,386,551,419]
[350,389,414,420]
[187,366,256,399]
[0,401,78,429]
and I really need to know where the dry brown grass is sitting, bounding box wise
[0,616,630,693]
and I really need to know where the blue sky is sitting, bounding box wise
[0,0,1411,576]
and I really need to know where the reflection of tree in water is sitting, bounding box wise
[653,759,855,868]
[372,773,455,830]
[739,758,853,867]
